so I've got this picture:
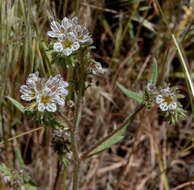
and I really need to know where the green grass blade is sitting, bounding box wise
[7,96,25,113]
[171,35,194,114]
[172,35,194,97]
[149,61,158,85]
[117,82,144,103]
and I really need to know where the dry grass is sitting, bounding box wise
[0,0,194,189]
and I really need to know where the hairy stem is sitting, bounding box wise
[71,97,81,190]
[71,50,86,190]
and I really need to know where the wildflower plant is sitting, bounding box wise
[6,13,189,190]
[46,16,104,190]
[117,63,186,124]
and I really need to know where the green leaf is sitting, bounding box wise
[82,104,144,159]
[107,184,113,190]
[24,184,37,190]
[15,148,25,169]
[149,61,158,85]
[87,125,127,157]
[132,14,156,33]
[117,83,143,103]
[7,96,25,113]
[0,164,12,176]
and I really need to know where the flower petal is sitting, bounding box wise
[169,102,177,110]
[46,103,57,112]
[20,85,30,94]
[156,95,163,104]
[21,95,35,101]
[54,42,63,52]
[72,41,80,50]
[54,96,65,106]
[57,87,68,96]
[47,31,58,38]
[50,21,61,33]
[63,48,72,56]
[60,81,69,88]
[38,103,45,112]
[159,103,168,111]
[61,17,72,30]
[160,87,171,95]
[71,17,79,25]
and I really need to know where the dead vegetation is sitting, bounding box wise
[0,0,194,189]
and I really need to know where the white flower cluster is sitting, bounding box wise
[20,72,68,112]
[47,17,92,56]
[155,87,177,111]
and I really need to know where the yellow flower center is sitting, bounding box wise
[163,95,173,105]
[78,34,83,40]
[63,39,73,48]
[60,27,65,33]
[40,96,51,104]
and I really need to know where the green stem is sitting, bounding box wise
[70,97,81,190]
[71,50,86,190]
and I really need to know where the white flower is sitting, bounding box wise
[47,19,72,38]
[155,88,177,111]
[47,16,92,53]
[160,87,171,94]
[147,83,156,92]
[53,32,80,56]
[69,16,92,45]
[156,95,163,104]
[20,72,40,101]
[20,73,69,112]
[89,62,105,75]
[61,17,73,31]
[2,176,11,184]
[159,103,169,111]
[73,24,93,45]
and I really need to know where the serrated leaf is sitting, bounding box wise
[149,62,158,85]
[117,83,143,103]
[7,96,25,113]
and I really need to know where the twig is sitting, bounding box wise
[81,2,118,14]
[171,34,194,98]
[171,181,194,190]
[0,126,44,146]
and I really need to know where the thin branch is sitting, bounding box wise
[0,126,44,146]
[171,181,194,190]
